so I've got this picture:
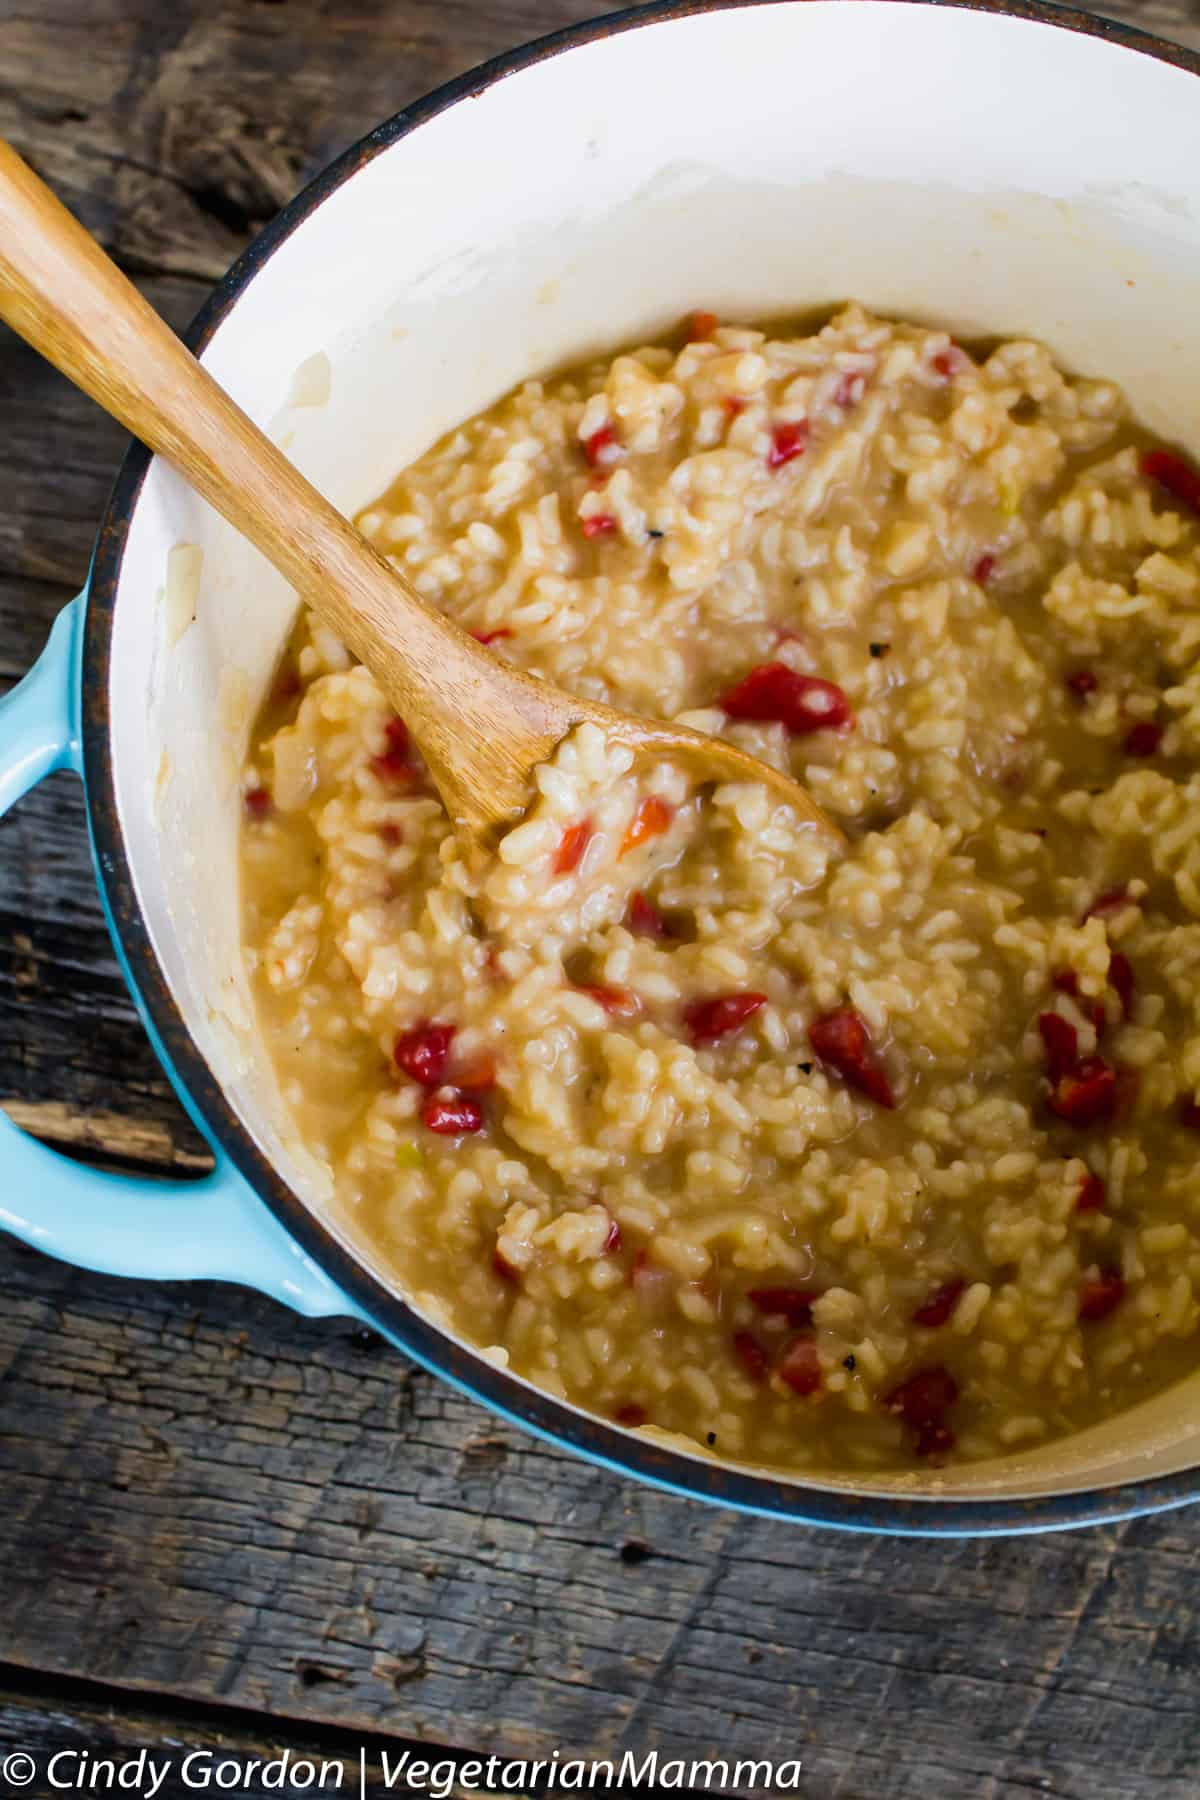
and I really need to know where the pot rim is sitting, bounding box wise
[82,0,1200,1535]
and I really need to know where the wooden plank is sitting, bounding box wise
[0,1677,486,1800]
[3,1245,1200,1797]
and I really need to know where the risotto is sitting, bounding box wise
[240,304,1200,1471]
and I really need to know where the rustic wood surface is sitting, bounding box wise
[4,2,1200,1795]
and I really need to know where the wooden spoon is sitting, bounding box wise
[0,142,842,846]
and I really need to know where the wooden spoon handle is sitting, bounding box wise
[0,140,579,831]
[0,143,415,662]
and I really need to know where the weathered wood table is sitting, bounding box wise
[3,3,1200,1794]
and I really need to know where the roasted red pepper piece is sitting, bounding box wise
[394,1021,456,1088]
[243,785,272,820]
[604,1217,622,1253]
[614,1403,648,1427]
[582,424,620,470]
[688,309,719,341]
[554,820,594,875]
[1065,669,1098,701]
[627,892,668,938]
[733,1331,770,1383]
[621,795,674,856]
[912,1277,966,1328]
[808,1007,896,1108]
[1079,1268,1125,1322]
[684,992,767,1045]
[1142,446,1200,517]
[471,627,514,646]
[422,1092,485,1135]
[1076,1172,1106,1213]
[881,1360,957,1432]
[1046,1056,1119,1127]
[1123,720,1163,757]
[1108,952,1135,1019]
[1038,1012,1080,1082]
[370,715,416,785]
[972,553,996,586]
[747,1287,820,1328]
[776,1336,822,1396]
[720,662,855,735]
[1081,888,1133,925]
[767,420,809,469]
[932,346,969,380]
[581,513,617,539]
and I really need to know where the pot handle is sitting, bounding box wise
[0,596,362,1321]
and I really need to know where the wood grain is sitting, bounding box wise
[4,1242,1200,1797]
[3,1,1200,1794]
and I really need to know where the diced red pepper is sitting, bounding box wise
[733,1331,770,1383]
[722,396,747,421]
[1081,888,1132,925]
[912,1277,966,1328]
[581,513,617,539]
[808,1007,896,1109]
[776,1336,823,1396]
[243,785,272,820]
[688,309,719,341]
[932,345,969,380]
[604,1217,622,1254]
[767,420,809,469]
[1076,1172,1106,1214]
[621,795,674,857]
[471,627,514,646]
[1108,952,1135,1018]
[1065,669,1098,702]
[576,983,642,1019]
[1123,720,1163,757]
[684,991,768,1045]
[1079,1268,1125,1322]
[747,1287,820,1328]
[1142,447,1200,517]
[1046,1056,1119,1127]
[582,425,620,470]
[1038,1011,1080,1083]
[492,1246,520,1283]
[554,819,594,875]
[627,892,668,938]
[614,1402,648,1427]
[394,1021,456,1088]
[972,553,996,587]
[720,662,855,735]
[885,1365,959,1428]
[422,1091,485,1136]
[370,714,415,785]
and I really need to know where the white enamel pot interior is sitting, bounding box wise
[85,0,1200,1530]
